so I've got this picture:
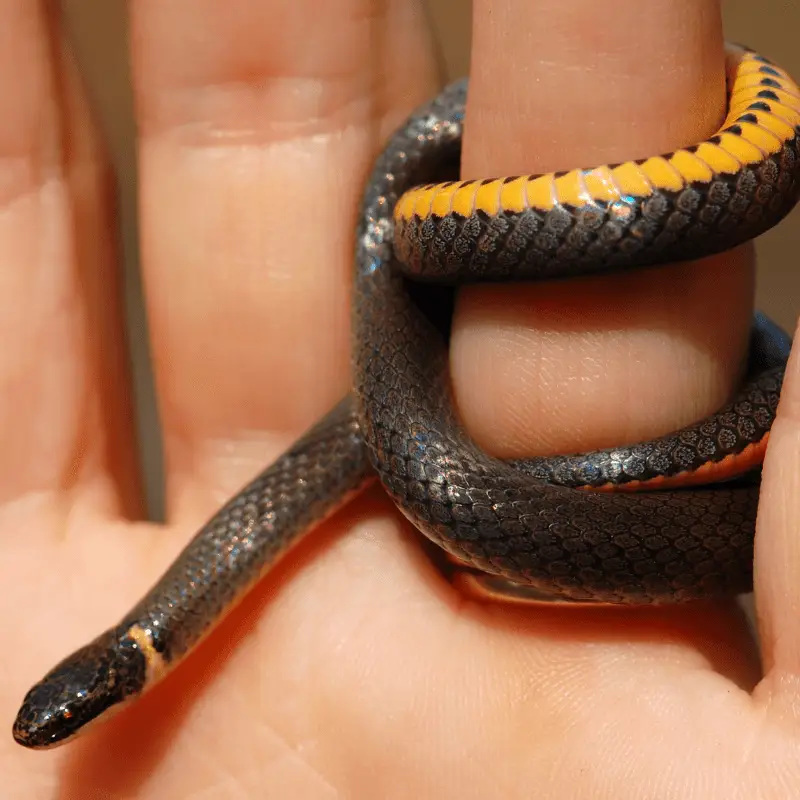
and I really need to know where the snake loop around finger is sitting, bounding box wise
[12,43,800,749]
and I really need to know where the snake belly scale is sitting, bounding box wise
[11,44,800,749]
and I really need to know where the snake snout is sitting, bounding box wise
[12,629,148,749]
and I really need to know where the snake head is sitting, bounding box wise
[12,627,149,749]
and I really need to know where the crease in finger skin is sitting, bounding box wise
[144,73,385,148]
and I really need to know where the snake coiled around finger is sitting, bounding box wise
[12,43,800,749]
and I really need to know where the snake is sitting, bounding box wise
[11,44,800,749]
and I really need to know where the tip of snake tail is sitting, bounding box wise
[12,625,158,749]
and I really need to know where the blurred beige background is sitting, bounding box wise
[61,1,800,516]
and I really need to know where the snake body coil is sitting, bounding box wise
[12,45,800,749]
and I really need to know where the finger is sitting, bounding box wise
[451,0,753,460]
[753,320,800,682]
[0,2,138,514]
[130,0,439,513]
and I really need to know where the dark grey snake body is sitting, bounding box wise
[12,47,800,749]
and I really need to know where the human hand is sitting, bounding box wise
[3,1,799,797]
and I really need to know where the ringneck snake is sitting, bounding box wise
[12,43,800,749]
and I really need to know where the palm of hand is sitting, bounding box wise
[2,498,790,797]
[3,2,800,798]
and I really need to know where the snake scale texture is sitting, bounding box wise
[11,44,800,749]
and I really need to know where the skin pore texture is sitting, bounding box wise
[2,0,800,798]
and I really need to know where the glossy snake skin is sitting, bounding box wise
[12,45,800,749]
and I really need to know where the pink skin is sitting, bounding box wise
[2,0,800,797]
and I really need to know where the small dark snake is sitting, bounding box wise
[12,44,800,749]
